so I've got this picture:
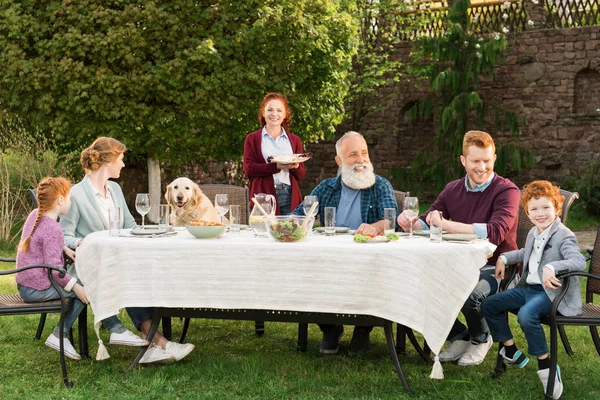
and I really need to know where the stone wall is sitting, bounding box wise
[120,23,600,207]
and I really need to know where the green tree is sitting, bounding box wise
[402,0,531,192]
[0,0,357,164]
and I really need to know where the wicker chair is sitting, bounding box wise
[0,258,88,387]
[393,190,407,213]
[198,184,250,225]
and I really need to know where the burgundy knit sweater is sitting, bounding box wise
[16,210,73,290]
[422,174,520,265]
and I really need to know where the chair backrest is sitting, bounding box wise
[588,225,600,297]
[27,188,38,208]
[515,189,579,249]
[199,184,250,225]
[393,190,407,213]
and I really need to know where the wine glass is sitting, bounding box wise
[135,193,151,229]
[214,194,229,223]
[403,197,419,238]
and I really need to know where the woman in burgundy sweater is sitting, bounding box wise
[243,93,306,215]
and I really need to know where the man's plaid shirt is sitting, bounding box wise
[292,175,398,226]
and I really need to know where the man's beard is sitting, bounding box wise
[341,162,376,190]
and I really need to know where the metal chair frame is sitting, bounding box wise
[0,258,89,387]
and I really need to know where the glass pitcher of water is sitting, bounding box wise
[249,193,276,238]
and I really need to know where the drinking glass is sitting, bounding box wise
[430,210,443,243]
[324,207,336,236]
[403,197,419,238]
[135,193,151,229]
[229,205,241,234]
[383,208,396,235]
[215,194,229,223]
[108,206,122,236]
[158,204,170,229]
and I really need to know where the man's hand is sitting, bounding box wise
[397,210,418,232]
[355,223,379,236]
[73,284,89,304]
[495,258,506,280]
[543,267,562,291]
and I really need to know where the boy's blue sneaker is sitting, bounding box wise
[499,346,529,368]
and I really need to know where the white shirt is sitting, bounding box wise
[86,177,117,228]
[526,219,558,285]
[260,127,293,186]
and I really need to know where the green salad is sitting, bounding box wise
[269,220,305,242]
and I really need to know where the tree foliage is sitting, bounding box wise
[402,0,531,192]
[0,0,357,164]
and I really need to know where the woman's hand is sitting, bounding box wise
[63,246,76,262]
[277,163,299,170]
[543,267,562,291]
[73,284,89,304]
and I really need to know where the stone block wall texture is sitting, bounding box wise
[120,25,600,206]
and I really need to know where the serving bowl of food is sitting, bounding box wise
[264,216,314,242]
[185,220,225,239]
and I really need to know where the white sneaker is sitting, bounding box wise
[165,341,195,362]
[109,330,150,346]
[538,366,564,399]
[45,333,81,360]
[139,344,176,364]
[438,340,470,362]
[457,335,493,366]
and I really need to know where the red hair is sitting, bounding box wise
[257,93,292,132]
[462,130,496,155]
[521,180,565,216]
[80,137,126,172]
[18,177,71,253]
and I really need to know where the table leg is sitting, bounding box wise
[126,315,161,373]
[161,316,172,340]
[79,306,89,358]
[297,323,308,352]
[396,324,407,354]
[384,322,413,396]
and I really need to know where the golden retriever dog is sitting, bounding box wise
[165,177,221,226]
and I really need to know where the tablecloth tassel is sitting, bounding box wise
[96,339,110,360]
[429,355,444,379]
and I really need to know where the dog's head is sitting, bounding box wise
[165,177,203,210]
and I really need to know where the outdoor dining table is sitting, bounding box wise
[75,228,496,395]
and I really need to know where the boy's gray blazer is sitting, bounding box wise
[502,218,586,316]
[60,175,136,249]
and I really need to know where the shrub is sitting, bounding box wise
[559,163,600,219]
[0,114,76,246]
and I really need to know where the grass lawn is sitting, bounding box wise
[1,254,600,400]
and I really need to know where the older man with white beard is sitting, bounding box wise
[291,130,398,355]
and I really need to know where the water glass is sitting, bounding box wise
[158,204,170,229]
[324,207,336,236]
[384,208,396,235]
[229,205,241,234]
[430,210,443,243]
[108,206,122,236]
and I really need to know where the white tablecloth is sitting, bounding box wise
[76,229,496,354]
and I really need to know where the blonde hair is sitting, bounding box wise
[80,137,126,172]
[462,130,495,156]
[18,177,71,253]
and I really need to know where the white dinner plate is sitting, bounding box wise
[315,227,350,233]
[442,233,478,242]
[130,227,168,235]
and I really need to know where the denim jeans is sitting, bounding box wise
[101,307,154,333]
[483,284,552,356]
[275,183,292,215]
[18,283,86,338]
[447,267,499,344]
